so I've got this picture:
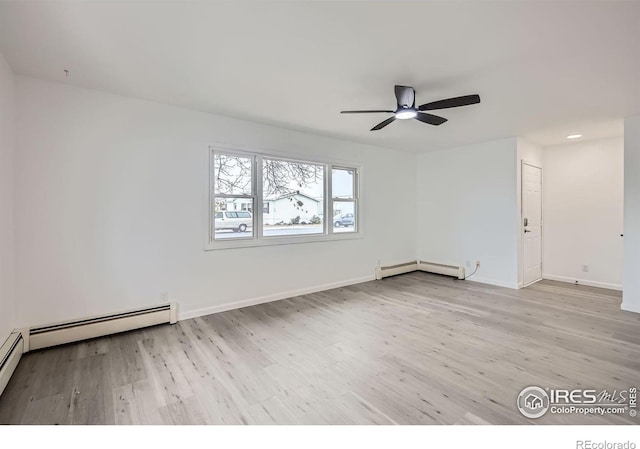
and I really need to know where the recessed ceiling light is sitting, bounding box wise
[566,134,582,139]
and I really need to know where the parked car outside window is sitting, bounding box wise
[333,212,354,227]
[215,211,252,232]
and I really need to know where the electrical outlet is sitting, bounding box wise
[582,264,589,273]
[475,260,481,267]
[160,291,168,302]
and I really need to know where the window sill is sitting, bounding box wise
[204,231,364,251]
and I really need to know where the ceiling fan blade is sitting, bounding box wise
[340,110,394,114]
[418,94,481,111]
[371,116,396,131]
[394,85,415,108]
[414,112,447,126]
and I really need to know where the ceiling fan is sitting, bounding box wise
[341,85,480,131]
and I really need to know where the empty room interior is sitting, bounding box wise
[1,1,640,430]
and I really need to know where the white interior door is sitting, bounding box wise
[522,163,542,286]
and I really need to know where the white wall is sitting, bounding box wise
[416,138,519,288]
[0,52,16,342]
[623,116,640,313]
[516,138,544,287]
[14,77,417,327]
[542,137,624,290]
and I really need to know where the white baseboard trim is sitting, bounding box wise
[466,276,519,289]
[177,275,376,321]
[542,274,622,291]
[621,302,640,314]
[522,278,544,288]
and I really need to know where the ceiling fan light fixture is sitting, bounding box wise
[340,86,480,130]
[395,109,417,120]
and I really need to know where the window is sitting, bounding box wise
[332,167,357,233]
[211,152,255,240]
[263,157,324,237]
[209,147,359,248]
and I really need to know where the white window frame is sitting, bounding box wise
[206,146,362,250]
[209,149,257,243]
[329,166,359,235]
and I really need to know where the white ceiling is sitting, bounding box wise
[0,1,638,153]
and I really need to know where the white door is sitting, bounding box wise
[522,163,542,286]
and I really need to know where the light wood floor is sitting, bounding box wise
[1,273,639,425]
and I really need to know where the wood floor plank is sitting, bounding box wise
[107,331,147,388]
[68,353,114,425]
[158,396,208,425]
[1,274,639,424]
[20,394,72,425]
[112,383,142,425]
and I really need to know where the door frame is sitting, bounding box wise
[521,160,543,287]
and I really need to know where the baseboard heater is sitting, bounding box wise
[376,260,465,280]
[0,332,24,397]
[418,260,465,279]
[25,303,177,352]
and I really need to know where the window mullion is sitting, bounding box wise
[327,164,333,235]
[256,154,263,239]
[353,168,359,200]
[213,194,254,199]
